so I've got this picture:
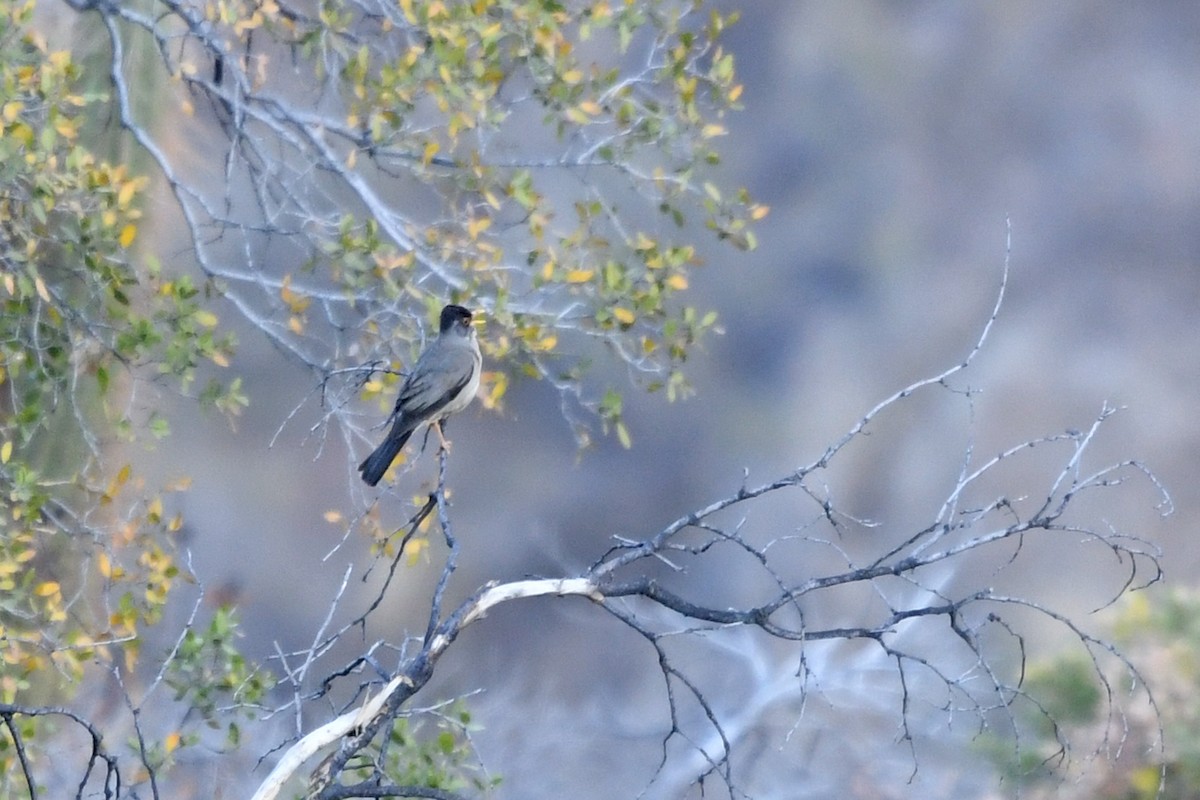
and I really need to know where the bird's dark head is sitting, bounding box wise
[439,304,474,335]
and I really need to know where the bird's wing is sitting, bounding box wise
[393,345,477,421]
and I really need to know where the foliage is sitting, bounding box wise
[0,0,242,794]
[1,0,146,740]
[340,703,499,796]
[164,606,272,748]
[981,589,1200,799]
[88,0,763,449]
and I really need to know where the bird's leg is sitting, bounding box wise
[433,420,452,452]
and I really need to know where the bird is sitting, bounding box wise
[358,304,481,486]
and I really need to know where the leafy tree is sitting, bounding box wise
[0,0,1172,798]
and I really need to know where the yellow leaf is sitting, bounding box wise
[54,117,77,139]
[701,123,727,138]
[119,224,137,248]
[288,316,304,334]
[666,274,688,291]
[535,334,557,351]
[97,552,111,578]
[562,69,583,84]
[0,441,10,464]
[35,581,60,597]
[373,251,407,272]
[117,464,132,485]
[34,275,50,303]
[280,274,311,313]
[1129,765,1164,796]
[2,101,22,122]
[323,510,343,524]
[613,307,635,325]
[578,100,602,116]
[751,204,770,220]
[480,371,508,410]
[403,537,428,566]
[117,180,137,209]
[728,84,744,102]
[165,732,181,753]
[422,140,440,166]
[147,497,163,523]
[210,351,230,367]
[194,310,218,328]
[233,9,263,35]
[565,269,594,283]
[467,216,491,240]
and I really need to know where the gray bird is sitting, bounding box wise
[359,304,481,486]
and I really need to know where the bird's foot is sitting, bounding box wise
[434,421,452,453]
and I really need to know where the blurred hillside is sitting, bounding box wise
[88,2,1197,797]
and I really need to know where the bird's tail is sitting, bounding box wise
[358,427,413,486]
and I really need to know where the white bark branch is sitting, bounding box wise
[250,577,603,800]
